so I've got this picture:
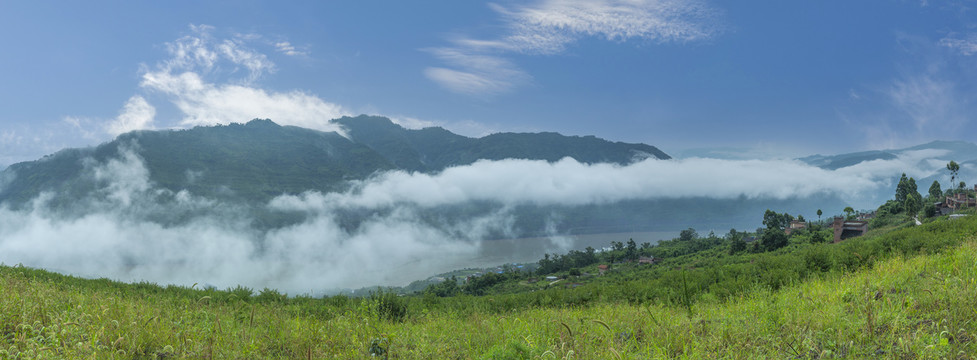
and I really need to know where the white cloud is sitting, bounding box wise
[387,116,439,130]
[0,148,488,293]
[141,71,349,132]
[423,47,532,95]
[105,96,156,136]
[272,150,949,213]
[161,24,274,83]
[132,25,352,133]
[426,0,721,95]
[492,0,721,54]
[274,41,307,57]
[939,33,977,55]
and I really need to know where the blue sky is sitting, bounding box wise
[2,0,977,166]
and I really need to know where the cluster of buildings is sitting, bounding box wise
[937,185,977,215]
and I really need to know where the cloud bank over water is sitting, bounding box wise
[0,144,959,293]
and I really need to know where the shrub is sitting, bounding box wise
[370,289,408,322]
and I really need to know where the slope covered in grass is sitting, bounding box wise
[1,216,975,359]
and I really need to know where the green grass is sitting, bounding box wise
[2,217,977,358]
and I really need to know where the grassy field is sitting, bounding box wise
[2,217,976,359]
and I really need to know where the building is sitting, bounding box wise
[944,192,976,212]
[785,220,807,235]
[832,217,868,243]
[637,256,656,264]
[597,264,609,275]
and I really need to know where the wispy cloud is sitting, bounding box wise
[425,0,722,95]
[140,71,349,132]
[490,0,721,54]
[939,33,977,55]
[161,24,275,84]
[423,48,531,96]
[845,32,977,149]
[887,73,964,132]
[137,25,350,133]
[274,41,307,57]
[105,96,156,136]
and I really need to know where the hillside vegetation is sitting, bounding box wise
[2,214,975,359]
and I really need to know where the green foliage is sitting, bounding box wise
[947,160,960,190]
[810,229,826,244]
[843,206,855,220]
[762,209,791,230]
[928,180,942,199]
[904,191,922,217]
[479,341,532,360]
[729,235,747,254]
[370,289,408,322]
[760,230,788,251]
[424,276,461,297]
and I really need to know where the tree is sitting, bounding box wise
[729,235,747,254]
[611,241,624,252]
[817,209,823,223]
[761,230,788,251]
[679,228,698,241]
[948,161,960,192]
[923,202,937,218]
[896,173,910,203]
[960,181,967,191]
[810,231,826,244]
[929,180,942,200]
[843,206,855,220]
[725,228,738,240]
[763,209,785,230]
[625,239,638,261]
[904,192,922,217]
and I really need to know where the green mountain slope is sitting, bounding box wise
[0,116,669,205]
[335,115,670,172]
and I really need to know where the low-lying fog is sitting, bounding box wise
[0,145,961,294]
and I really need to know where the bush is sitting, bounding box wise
[370,289,408,322]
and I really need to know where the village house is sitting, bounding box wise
[831,217,868,243]
[784,220,807,235]
[597,264,609,275]
[856,211,876,221]
[943,190,976,212]
[637,256,656,265]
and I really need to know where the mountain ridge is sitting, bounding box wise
[0,115,670,205]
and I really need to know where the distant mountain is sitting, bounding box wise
[799,141,977,170]
[335,116,669,172]
[0,115,669,205]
